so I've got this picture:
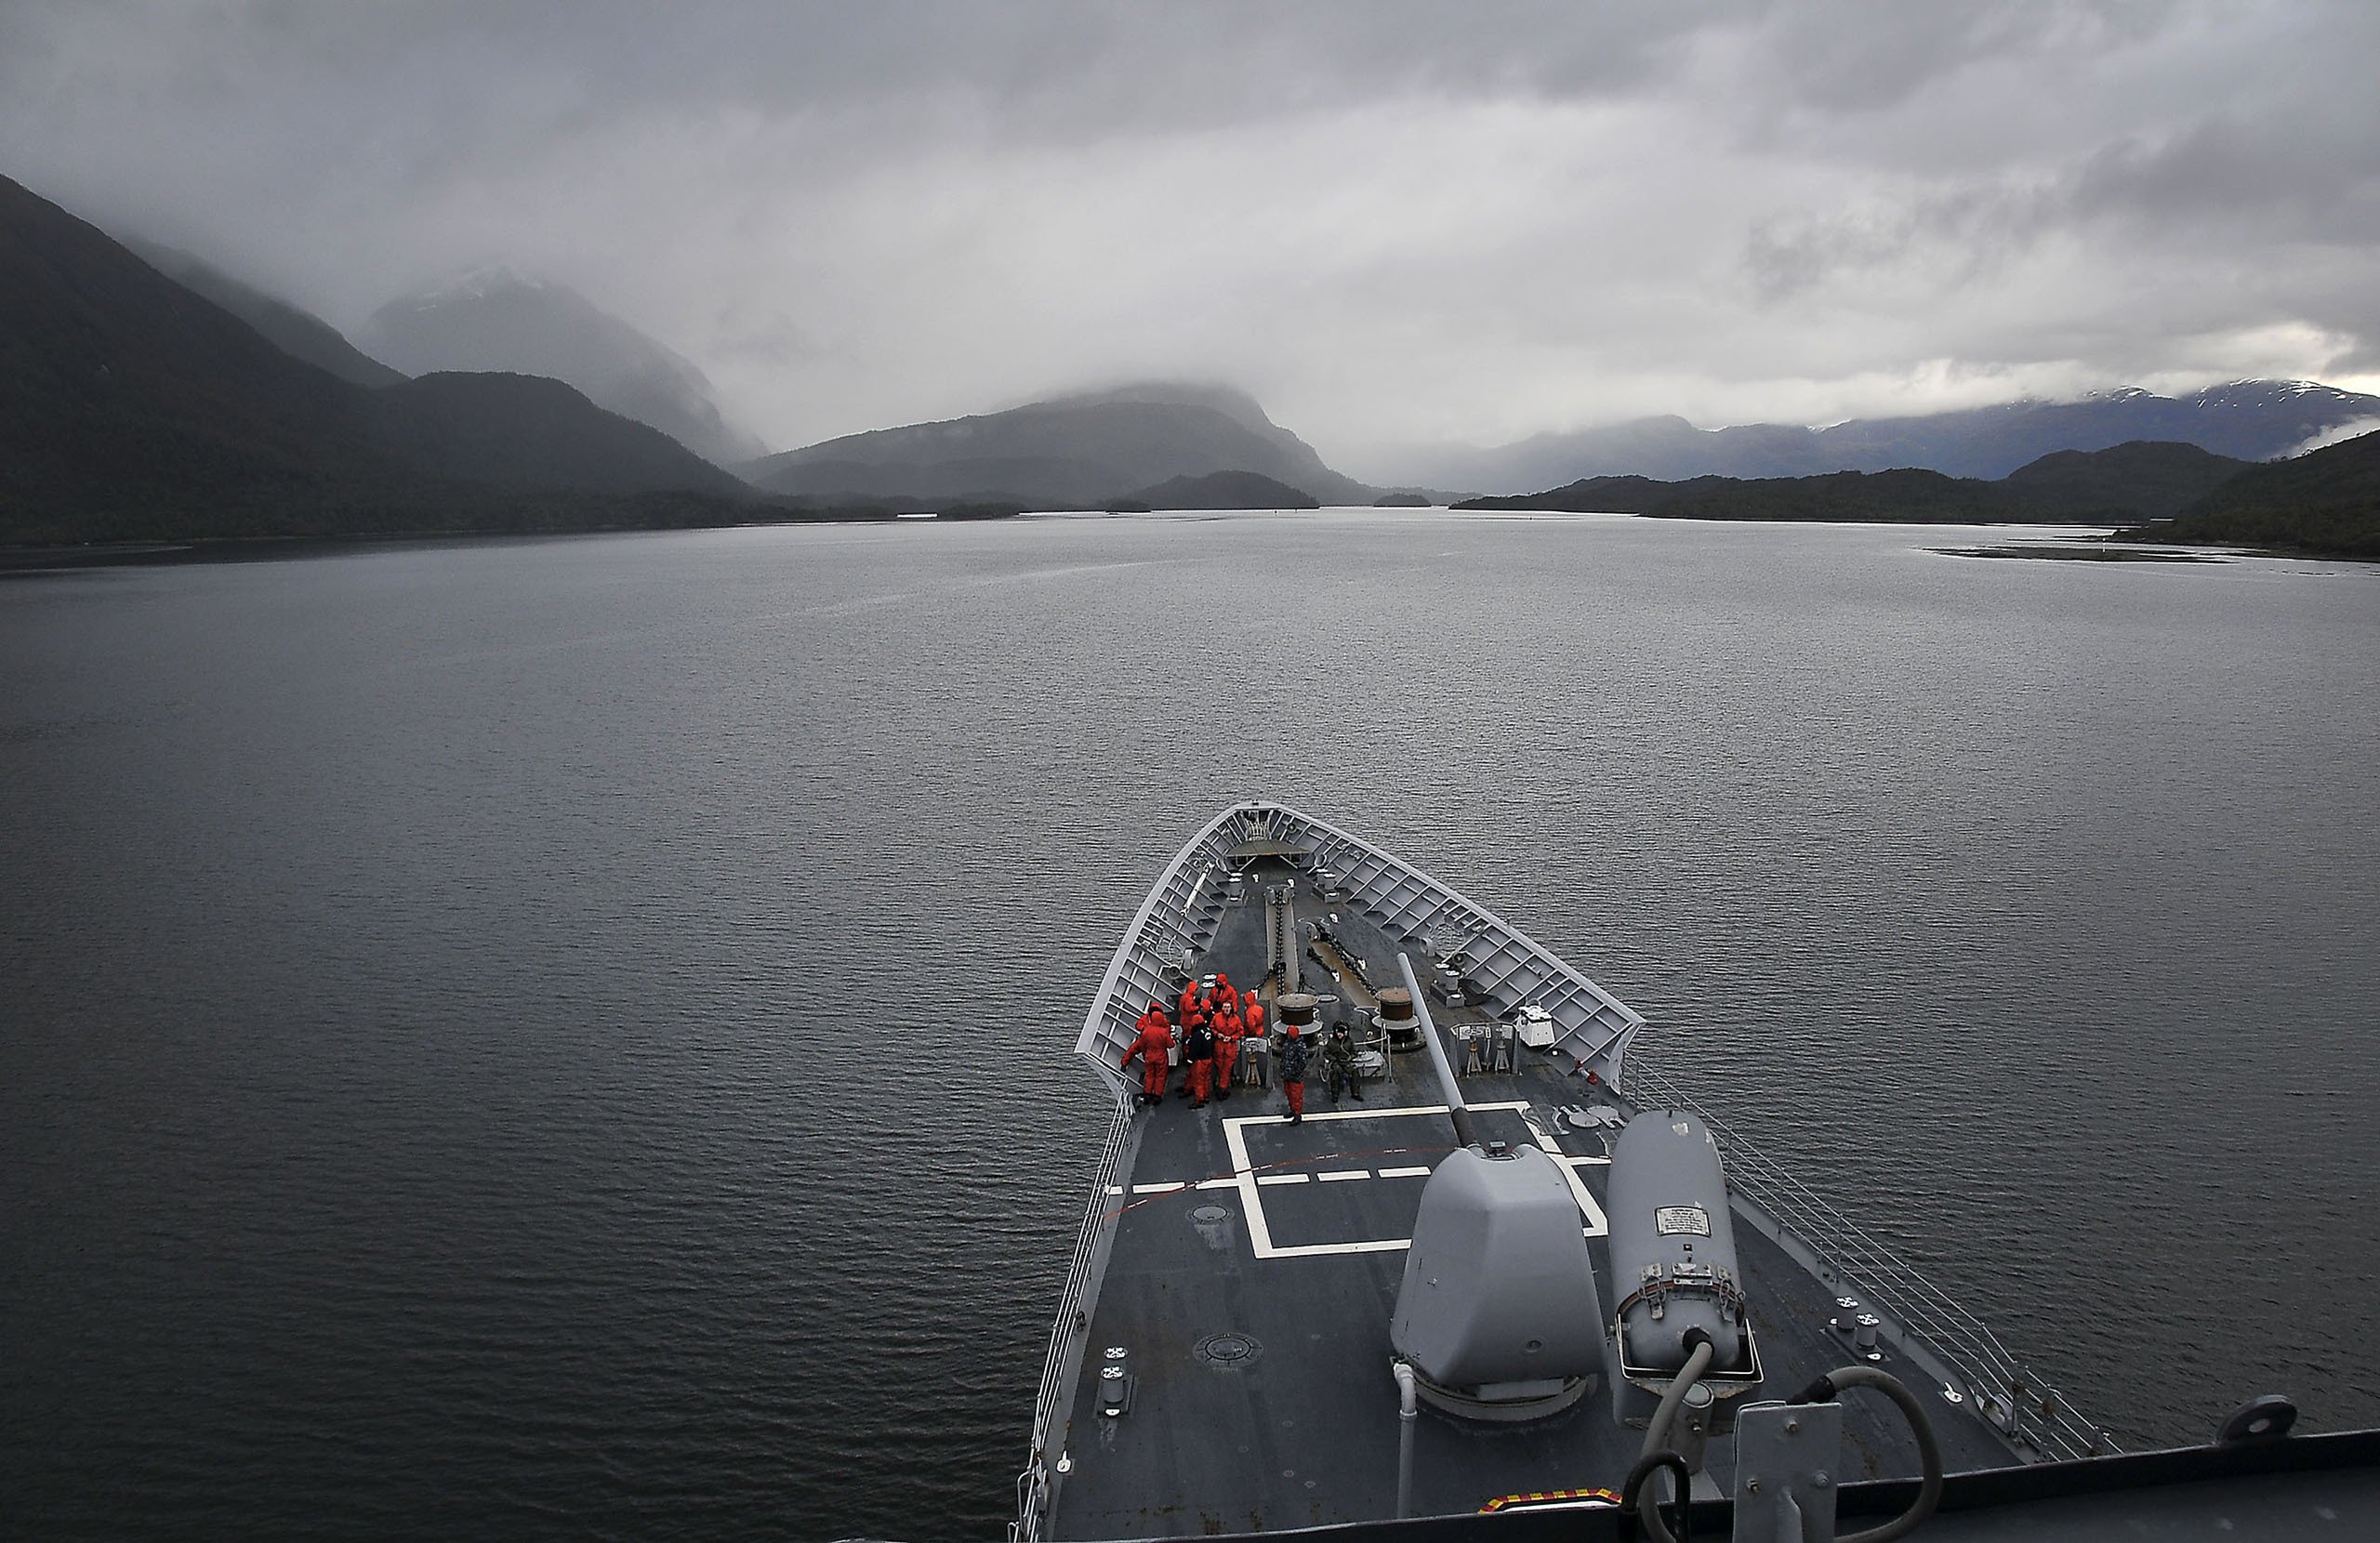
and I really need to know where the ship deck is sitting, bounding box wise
[1043,854,2030,1539]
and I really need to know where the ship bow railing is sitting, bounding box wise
[1629,1065,2115,1464]
[1013,1086,1136,1543]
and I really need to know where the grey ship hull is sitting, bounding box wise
[1017,803,2379,1541]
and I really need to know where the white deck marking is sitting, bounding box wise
[1106,1186,1126,1196]
[1256,1174,1310,1187]
[1223,1101,1537,1259]
[1317,1169,1370,1182]
[1534,1148,1610,1239]
[1196,1178,1236,1191]
[1378,1166,1433,1179]
[1132,1181,1187,1194]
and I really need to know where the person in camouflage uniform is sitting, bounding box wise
[1319,1024,1363,1104]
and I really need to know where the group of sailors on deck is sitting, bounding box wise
[1120,970,1364,1124]
[1120,971,1265,1109]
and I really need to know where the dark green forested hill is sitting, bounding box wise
[1,173,749,543]
[1452,441,2307,532]
[2124,429,2380,559]
[1456,468,2015,522]
[2001,441,2250,520]
[1127,469,1321,509]
[364,373,747,495]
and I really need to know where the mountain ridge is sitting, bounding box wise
[1380,382,2380,492]
[121,238,406,389]
[363,270,766,467]
[745,384,1374,507]
[1452,440,2257,526]
[0,173,747,543]
[2125,427,2380,559]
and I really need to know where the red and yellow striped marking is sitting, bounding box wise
[1477,1487,1621,1513]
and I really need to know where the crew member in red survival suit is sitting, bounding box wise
[1122,1005,1174,1105]
[1277,1023,1309,1123]
[1213,1006,1243,1100]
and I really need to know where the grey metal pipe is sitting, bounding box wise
[1395,953,1477,1150]
[1636,1339,1716,1543]
[1393,1360,1418,1521]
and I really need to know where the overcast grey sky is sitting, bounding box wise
[5,0,2376,470]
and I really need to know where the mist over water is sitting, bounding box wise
[4,511,2375,1540]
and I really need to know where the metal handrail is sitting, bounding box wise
[1629,1066,2113,1462]
[1012,1087,1137,1543]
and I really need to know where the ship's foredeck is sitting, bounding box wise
[1042,851,2030,1539]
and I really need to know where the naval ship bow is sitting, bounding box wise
[1015,801,2380,1542]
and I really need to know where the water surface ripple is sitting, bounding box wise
[3,513,2374,1539]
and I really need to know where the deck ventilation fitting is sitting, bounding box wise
[1196,1332,1263,1368]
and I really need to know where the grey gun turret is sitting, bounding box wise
[1606,1110,1765,1438]
[1390,1142,1604,1421]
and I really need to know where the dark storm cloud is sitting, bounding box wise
[4,0,2373,468]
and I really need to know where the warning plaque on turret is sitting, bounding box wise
[1655,1205,1712,1236]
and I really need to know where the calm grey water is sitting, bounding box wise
[4,511,2375,1541]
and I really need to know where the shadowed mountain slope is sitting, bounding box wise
[1454,441,2260,525]
[364,271,765,466]
[1127,470,1321,509]
[123,238,406,388]
[0,174,744,542]
[1999,441,2252,521]
[2132,428,2380,559]
[364,374,749,495]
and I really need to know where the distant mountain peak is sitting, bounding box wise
[1038,380,1282,433]
[744,384,1369,508]
[390,264,552,308]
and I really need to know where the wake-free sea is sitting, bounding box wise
[4,510,2375,1540]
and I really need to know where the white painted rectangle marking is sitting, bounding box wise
[1131,1181,1186,1195]
[1378,1166,1433,1179]
[1317,1169,1370,1183]
[1224,1101,1537,1260]
[1256,1174,1310,1187]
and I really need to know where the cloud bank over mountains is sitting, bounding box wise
[5,0,2375,474]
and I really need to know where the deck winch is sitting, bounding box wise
[1389,1142,1606,1422]
[1606,1110,1764,1439]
